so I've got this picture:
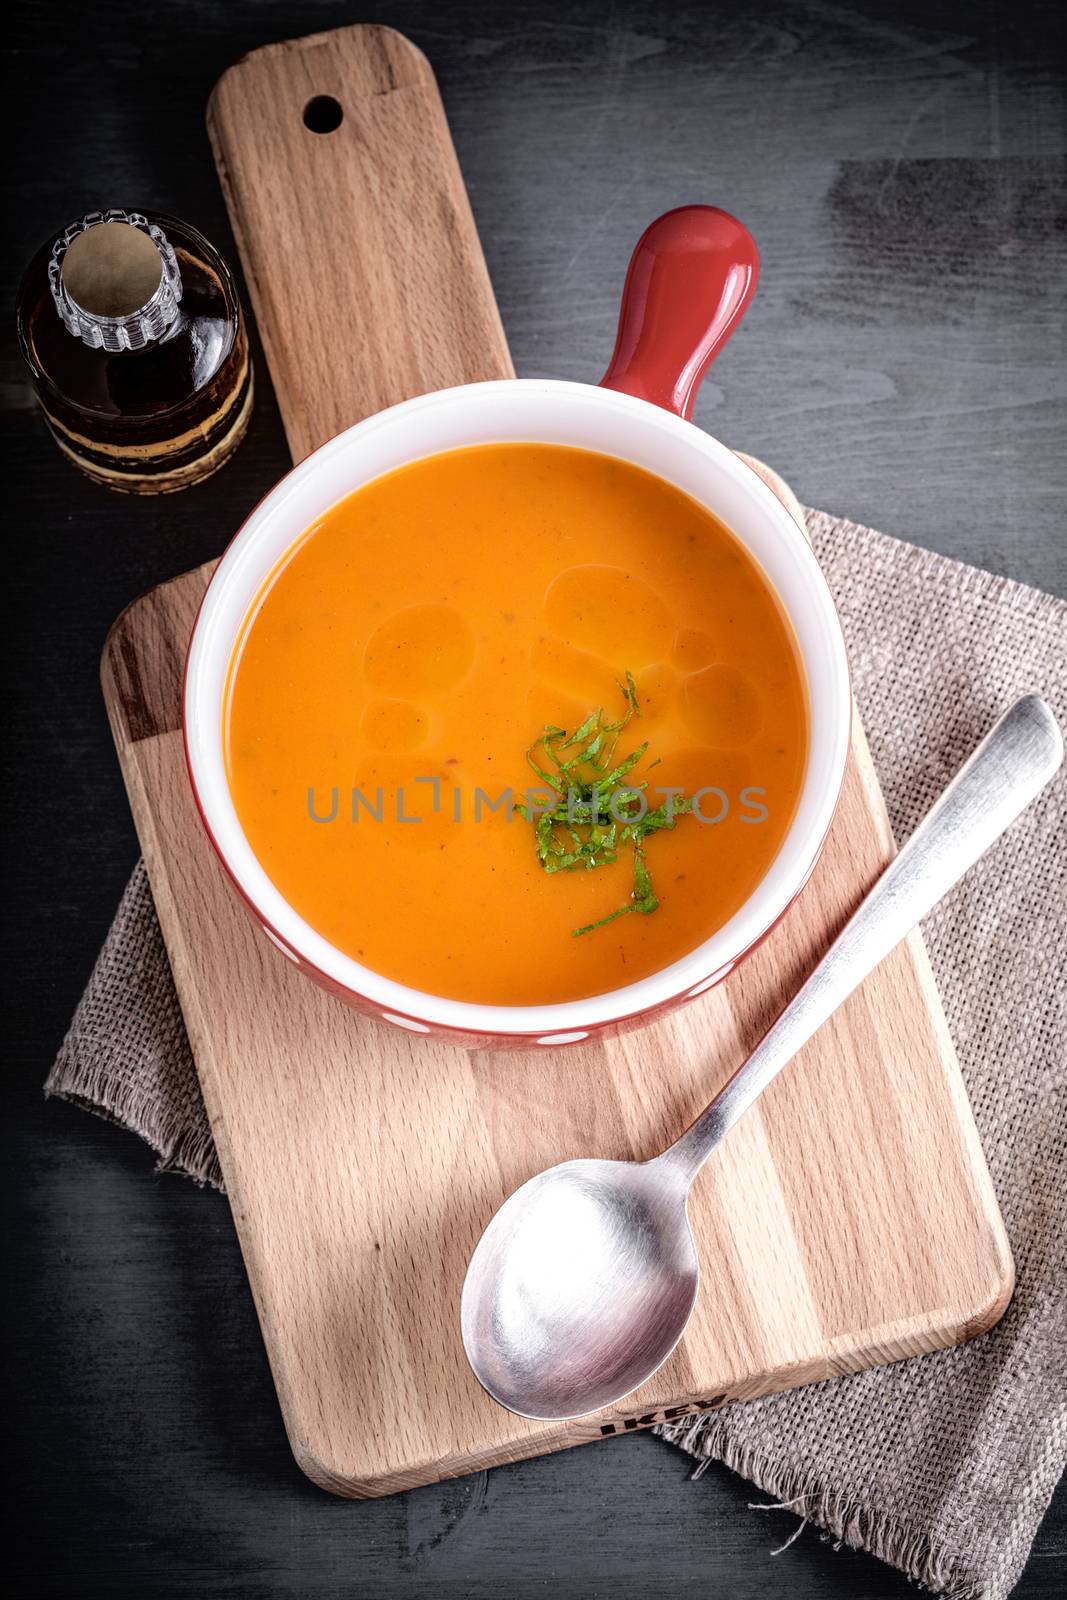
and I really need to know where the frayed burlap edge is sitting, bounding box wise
[46,1058,224,1190]
[43,858,224,1191]
[656,1418,996,1600]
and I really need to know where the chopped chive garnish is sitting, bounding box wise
[517,674,693,936]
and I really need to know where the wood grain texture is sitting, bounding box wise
[207,25,513,458]
[95,22,1013,1499]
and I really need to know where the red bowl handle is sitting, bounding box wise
[599,205,759,420]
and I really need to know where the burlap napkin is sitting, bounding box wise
[47,512,1066,1599]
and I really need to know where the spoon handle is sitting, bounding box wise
[662,695,1062,1185]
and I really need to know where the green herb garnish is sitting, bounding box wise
[517,674,693,936]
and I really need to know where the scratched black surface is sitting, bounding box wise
[4,2,1065,1597]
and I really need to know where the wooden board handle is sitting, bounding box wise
[207,23,513,461]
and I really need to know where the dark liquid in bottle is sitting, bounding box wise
[17,212,252,494]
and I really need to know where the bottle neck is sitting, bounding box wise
[49,210,183,353]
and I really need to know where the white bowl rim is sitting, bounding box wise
[184,378,851,1038]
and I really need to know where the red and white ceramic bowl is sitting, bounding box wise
[184,207,851,1047]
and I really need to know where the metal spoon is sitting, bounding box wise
[461,694,1062,1420]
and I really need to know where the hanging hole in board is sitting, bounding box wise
[304,96,343,134]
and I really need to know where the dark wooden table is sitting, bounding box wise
[5,3,1065,1595]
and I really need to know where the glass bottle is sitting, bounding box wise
[16,208,253,494]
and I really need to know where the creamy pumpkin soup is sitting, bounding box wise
[223,444,807,1004]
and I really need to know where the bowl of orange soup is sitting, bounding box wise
[185,206,851,1045]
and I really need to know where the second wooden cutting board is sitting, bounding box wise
[100,22,1012,1496]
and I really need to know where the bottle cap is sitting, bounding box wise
[49,209,182,352]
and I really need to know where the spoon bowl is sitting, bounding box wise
[461,1157,698,1419]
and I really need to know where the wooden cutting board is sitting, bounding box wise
[101,24,1011,1497]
